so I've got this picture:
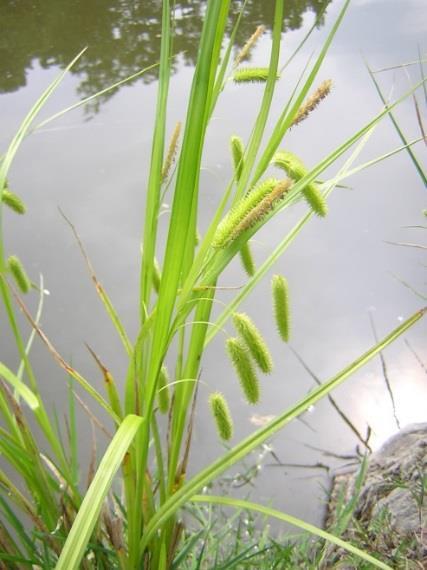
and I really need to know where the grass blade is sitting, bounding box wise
[192,495,391,570]
[365,59,426,185]
[56,414,142,570]
[0,362,39,410]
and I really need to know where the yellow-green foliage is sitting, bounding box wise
[209,392,233,441]
[273,150,328,217]
[226,337,260,404]
[239,242,255,276]
[1,189,26,214]
[230,135,245,182]
[157,365,170,414]
[7,255,31,294]
[232,312,273,373]
[272,275,290,342]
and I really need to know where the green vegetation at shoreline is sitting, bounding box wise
[0,1,425,568]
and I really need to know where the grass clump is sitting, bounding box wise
[0,1,425,569]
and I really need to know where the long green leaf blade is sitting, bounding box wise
[56,415,142,570]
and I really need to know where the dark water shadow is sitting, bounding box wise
[0,0,331,113]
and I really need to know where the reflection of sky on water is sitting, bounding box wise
[1,0,426,528]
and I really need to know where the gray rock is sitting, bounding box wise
[326,423,427,567]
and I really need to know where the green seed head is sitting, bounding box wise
[233,67,279,83]
[272,151,327,217]
[272,151,306,180]
[209,392,233,441]
[272,275,290,342]
[1,189,26,214]
[230,135,245,182]
[7,255,31,294]
[239,241,255,276]
[301,184,328,217]
[157,365,170,414]
[232,312,273,374]
[226,337,260,404]
[212,178,279,248]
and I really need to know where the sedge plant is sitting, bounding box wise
[0,1,426,569]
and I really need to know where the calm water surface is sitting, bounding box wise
[1,0,426,528]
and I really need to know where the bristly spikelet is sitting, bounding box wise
[234,25,266,66]
[230,135,245,182]
[212,178,292,249]
[272,151,328,217]
[1,189,26,214]
[233,67,279,83]
[272,275,290,342]
[239,242,255,276]
[161,121,182,181]
[301,183,328,217]
[157,365,170,414]
[291,80,332,127]
[7,255,31,294]
[232,313,273,374]
[209,392,233,441]
[152,257,161,294]
[231,179,292,238]
[226,337,260,404]
[213,178,277,248]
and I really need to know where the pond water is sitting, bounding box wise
[1,0,426,530]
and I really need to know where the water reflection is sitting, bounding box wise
[0,0,331,112]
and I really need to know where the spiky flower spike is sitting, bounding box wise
[226,337,260,404]
[1,189,26,214]
[233,67,279,83]
[291,80,332,127]
[272,275,290,342]
[230,135,245,182]
[212,178,291,248]
[239,242,255,276]
[209,392,233,441]
[157,365,170,414]
[272,151,328,217]
[234,25,266,66]
[7,255,31,294]
[233,313,273,374]
[161,121,182,181]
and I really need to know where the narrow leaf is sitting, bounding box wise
[0,363,39,410]
[192,495,392,570]
[56,415,142,570]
